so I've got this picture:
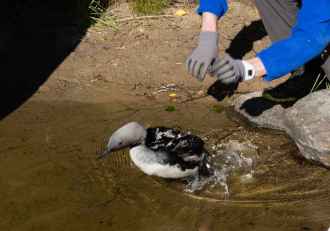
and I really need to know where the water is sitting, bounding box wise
[181,140,257,196]
[1,99,330,231]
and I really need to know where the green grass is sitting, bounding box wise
[88,0,118,30]
[211,104,223,113]
[131,0,170,15]
[165,105,176,112]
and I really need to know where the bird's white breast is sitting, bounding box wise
[129,145,198,179]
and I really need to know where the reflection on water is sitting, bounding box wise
[0,100,329,231]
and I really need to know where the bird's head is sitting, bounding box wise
[98,122,147,159]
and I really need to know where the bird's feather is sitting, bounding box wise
[145,127,207,170]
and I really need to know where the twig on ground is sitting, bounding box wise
[117,15,176,23]
[178,94,209,104]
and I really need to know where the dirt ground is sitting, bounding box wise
[30,0,286,106]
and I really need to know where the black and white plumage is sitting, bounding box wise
[100,122,213,179]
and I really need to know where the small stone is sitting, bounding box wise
[196,90,204,97]
[38,85,50,93]
[175,9,187,17]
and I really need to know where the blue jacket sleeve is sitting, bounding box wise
[257,0,330,81]
[197,0,228,18]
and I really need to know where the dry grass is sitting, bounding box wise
[310,73,329,92]
[88,0,118,30]
[131,0,170,15]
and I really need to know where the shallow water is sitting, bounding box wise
[0,99,329,231]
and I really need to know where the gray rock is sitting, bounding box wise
[234,89,330,168]
[284,90,330,167]
[234,91,286,130]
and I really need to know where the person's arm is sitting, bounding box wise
[201,12,218,32]
[245,57,267,78]
[209,55,266,84]
[256,0,330,81]
[186,0,228,81]
[197,0,228,19]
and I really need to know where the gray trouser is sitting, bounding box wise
[255,0,330,80]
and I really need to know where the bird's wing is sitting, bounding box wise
[145,127,205,162]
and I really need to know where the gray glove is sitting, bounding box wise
[186,32,219,81]
[210,54,256,85]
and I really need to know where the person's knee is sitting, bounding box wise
[321,59,330,81]
[254,0,263,10]
[255,0,271,9]
[322,60,330,81]
[255,0,299,12]
[321,46,330,80]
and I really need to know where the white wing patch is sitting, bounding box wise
[155,128,177,140]
[129,145,198,179]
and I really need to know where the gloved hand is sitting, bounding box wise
[209,54,256,85]
[186,31,219,81]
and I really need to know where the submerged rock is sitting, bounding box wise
[234,89,330,168]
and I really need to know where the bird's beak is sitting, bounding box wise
[97,149,112,160]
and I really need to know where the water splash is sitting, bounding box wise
[184,140,257,199]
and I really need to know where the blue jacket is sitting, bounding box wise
[197,0,330,81]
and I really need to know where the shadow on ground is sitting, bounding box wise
[226,20,267,59]
[0,1,105,120]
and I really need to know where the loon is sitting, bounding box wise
[99,122,213,179]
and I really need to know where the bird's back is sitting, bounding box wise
[145,127,207,170]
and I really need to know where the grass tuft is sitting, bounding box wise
[88,0,118,30]
[211,105,223,113]
[310,73,328,92]
[131,0,170,15]
[165,105,176,112]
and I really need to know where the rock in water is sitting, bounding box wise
[234,89,330,168]
[234,91,286,130]
[284,90,330,167]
